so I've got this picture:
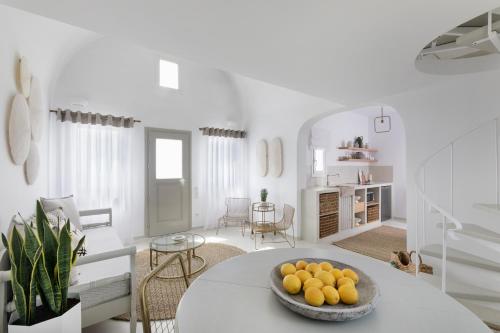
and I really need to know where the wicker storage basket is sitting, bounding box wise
[367,204,379,222]
[319,213,338,238]
[319,192,339,215]
[390,251,433,275]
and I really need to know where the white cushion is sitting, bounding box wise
[75,227,128,286]
[41,195,81,230]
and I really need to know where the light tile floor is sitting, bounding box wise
[84,221,404,333]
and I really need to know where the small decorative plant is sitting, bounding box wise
[260,188,268,202]
[354,136,363,148]
[1,201,85,326]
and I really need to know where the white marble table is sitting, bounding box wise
[176,248,490,333]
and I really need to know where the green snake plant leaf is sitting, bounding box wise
[71,235,86,265]
[32,220,59,313]
[27,248,42,324]
[10,226,23,273]
[10,256,28,325]
[3,231,28,325]
[57,221,72,313]
[35,200,48,242]
[23,223,41,265]
[42,219,58,276]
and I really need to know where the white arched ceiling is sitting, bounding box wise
[2,0,500,105]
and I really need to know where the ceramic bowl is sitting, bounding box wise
[270,258,380,321]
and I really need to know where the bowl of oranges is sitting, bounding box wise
[269,258,379,321]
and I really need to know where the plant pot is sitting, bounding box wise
[8,300,81,333]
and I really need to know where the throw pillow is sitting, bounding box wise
[40,195,82,230]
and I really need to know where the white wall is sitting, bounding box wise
[362,107,407,219]
[380,67,500,254]
[311,112,370,166]
[233,76,339,237]
[0,5,94,233]
[53,37,244,237]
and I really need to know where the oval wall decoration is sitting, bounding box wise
[29,76,43,142]
[256,139,268,177]
[25,142,40,185]
[269,137,283,177]
[19,57,32,98]
[9,94,32,165]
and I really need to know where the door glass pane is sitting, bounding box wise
[156,138,183,179]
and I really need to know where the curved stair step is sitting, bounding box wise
[455,298,500,331]
[420,244,500,272]
[419,273,500,302]
[474,203,500,216]
[457,223,500,244]
[436,222,500,244]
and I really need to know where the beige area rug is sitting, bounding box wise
[114,243,246,321]
[332,226,406,262]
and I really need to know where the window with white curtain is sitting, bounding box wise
[201,135,248,229]
[48,112,135,243]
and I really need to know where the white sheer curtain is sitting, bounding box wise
[48,113,134,244]
[202,135,248,229]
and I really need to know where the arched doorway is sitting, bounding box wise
[296,105,407,257]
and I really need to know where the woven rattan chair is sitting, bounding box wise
[139,253,190,333]
[251,204,296,249]
[216,197,250,236]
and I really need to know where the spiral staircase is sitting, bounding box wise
[415,117,500,330]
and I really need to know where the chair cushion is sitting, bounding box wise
[41,195,82,230]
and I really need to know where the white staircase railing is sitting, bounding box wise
[414,117,499,293]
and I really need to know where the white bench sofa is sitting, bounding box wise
[0,208,137,333]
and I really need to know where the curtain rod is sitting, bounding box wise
[199,127,246,138]
[49,109,141,123]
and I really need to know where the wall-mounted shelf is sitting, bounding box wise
[337,159,378,163]
[337,147,378,153]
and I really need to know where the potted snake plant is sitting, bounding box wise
[2,201,85,333]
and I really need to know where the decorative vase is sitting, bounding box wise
[8,300,81,333]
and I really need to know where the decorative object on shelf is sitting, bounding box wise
[9,94,31,165]
[28,76,43,142]
[25,142,40,184]
[256,139,268,177]
[260,188,268,202]
[2,201,85,332]
[19,57,31,98]
[354,136,363,148]
[269,137,283,177]
[374,106,391,133]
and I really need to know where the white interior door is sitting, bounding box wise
[146,128,191,236]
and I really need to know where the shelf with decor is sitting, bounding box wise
[337,147,378,153]
[337,158,378,163]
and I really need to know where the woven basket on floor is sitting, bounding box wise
[390,250,433,275]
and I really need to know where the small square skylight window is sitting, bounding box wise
[159,59,179,89]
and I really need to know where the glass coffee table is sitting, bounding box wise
[150,233,206,279]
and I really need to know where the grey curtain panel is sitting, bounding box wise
[199,127,246,138]
[52,109,137,128]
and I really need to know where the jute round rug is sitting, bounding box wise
[114,243,246,321]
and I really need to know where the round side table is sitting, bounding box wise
[251,202,276,236]
[150,233,206,279]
